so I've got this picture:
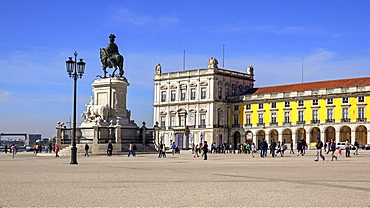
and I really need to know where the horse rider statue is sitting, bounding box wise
[100,34,124,78]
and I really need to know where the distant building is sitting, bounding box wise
[153,57,370,149]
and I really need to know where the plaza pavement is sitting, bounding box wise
[1,149,370,207]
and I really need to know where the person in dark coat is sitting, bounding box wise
[107,142,113,156]
[202,141,209,160]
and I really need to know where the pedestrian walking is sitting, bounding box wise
[354,139,359,155]
[11,144,16,158]
[158,143,164,158]
[202,141,209,160]
[84,143,89,157]
[251,142,256,158]
[107,142,113,156]
[54,145,60,158]
[171,142,177,155]
[345,139,351,158]
[194,143,200,157]
[330,139,337,161]
[314,138,325,161]
[128,143,135,157]
[290,142,295,154]
[4,144,8,154]
[270,139,277,157]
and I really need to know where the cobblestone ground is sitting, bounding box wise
[1,150,370,207]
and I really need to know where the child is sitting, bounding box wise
[338,148,342,156]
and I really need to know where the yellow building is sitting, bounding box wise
[230,77,370,149]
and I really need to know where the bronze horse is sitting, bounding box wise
[100,48,124,78]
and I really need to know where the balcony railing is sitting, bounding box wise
[270,122,278,126]
[283,122,291,125]
[198,125,206,128]
[297,121,305,124]
[244,123,252,127]
[232,124,240,128]
[325,119,335,123]
[357,118,367,122]
[341,118,350,122]
[311,119,320,124]
[257,122,265,126]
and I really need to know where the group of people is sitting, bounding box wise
[4,144,17,158]
[315,138,360,162]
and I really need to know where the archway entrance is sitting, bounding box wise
[310,127,321,141]
[296,128,306,141]
[355,125,367,145]
[324,126,335,142]
[256,130,265,148]
[233,131,241,145]
[282,129,292,143]
[340,126,351,142]
[269,129,278,143]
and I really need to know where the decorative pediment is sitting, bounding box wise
[180,84,187,89]
[232,84,237,88]
[189,109,197,113]
[200,81,208,86]
[190,83,197,87]
[159,111,167,115]
[217,81,223,85]
[160,85,168,90]
[238,85,244,89]
[169,110,177,115]
[225,82,230,87]
[177,108,187,114]
[199,109,207,114]
[170,85,177,89]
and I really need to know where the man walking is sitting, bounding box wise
[270,139,277,157]
[84,143,89,157]
[314,138,325,161]
[202,141,209,160]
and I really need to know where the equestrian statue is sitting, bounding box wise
[100,34,124,78]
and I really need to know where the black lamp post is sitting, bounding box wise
[66,51,86,164]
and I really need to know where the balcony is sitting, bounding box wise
[232,124,241,128]
[269,122,278,126]
[357,118,367,122]
[257,122,265,127]
[341,118,350,122]
[283,122,291,125]
[311,119,320,124]
[244,123,252,127]
[198,125,206,128]
[297,121,305,124]
[325,119,335,123]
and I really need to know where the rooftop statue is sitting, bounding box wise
[100,34,124,78]
[208,57,218,69]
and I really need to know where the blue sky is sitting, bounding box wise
[1,0,370,138]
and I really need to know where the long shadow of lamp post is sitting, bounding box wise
[65,51,86,164]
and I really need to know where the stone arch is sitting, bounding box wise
[324,126,336,142]
[310,127,321,141]
[269,129,279,143]
[232,131,241,146]
[339,126,351,142]
[355,125,367,145]
[256,130,266,146]
[282,128,293,143]
[296,128,306,141]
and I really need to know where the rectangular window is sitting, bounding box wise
[160,116,166,128]
[170,116,175,127]
[342,108,349,119]
[201,87,206,99]
[180,89,186,101]
[200,114,206,126]
[234,105,239,111]
[246,114,251,125]
[161,91,166,102]
[298,110,304,123]
[179,115,185,126]
[313,99,318,105]
[342,97,349,103]
[271,112,277,124]
[225,89,229,97]
[190,88,196,100]
[170,90,176,101]
[298,100,304,107]
[284,111,290,124]
[258,103,264,109]
[358,107,365,119]
[358,96,365,102]
[233,115,239,126]
[327,98,333,105]
[312,110,318,121]
[284,102,290,108]
[271,102,276,108]
[246,104,251,110]
[232,89,236,96]
[327,109,333,120]
[218,87,222,99]
[258,113,264,125]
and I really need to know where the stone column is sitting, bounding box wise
[115,125,121,144]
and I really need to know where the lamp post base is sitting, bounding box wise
[70,146,78,164]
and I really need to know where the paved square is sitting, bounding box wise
[1,150,370,207]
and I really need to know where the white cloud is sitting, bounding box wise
[110,8,179,26]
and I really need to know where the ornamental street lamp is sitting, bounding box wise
[66,51,86,164]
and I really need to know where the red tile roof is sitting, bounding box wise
[249,77,370,94]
